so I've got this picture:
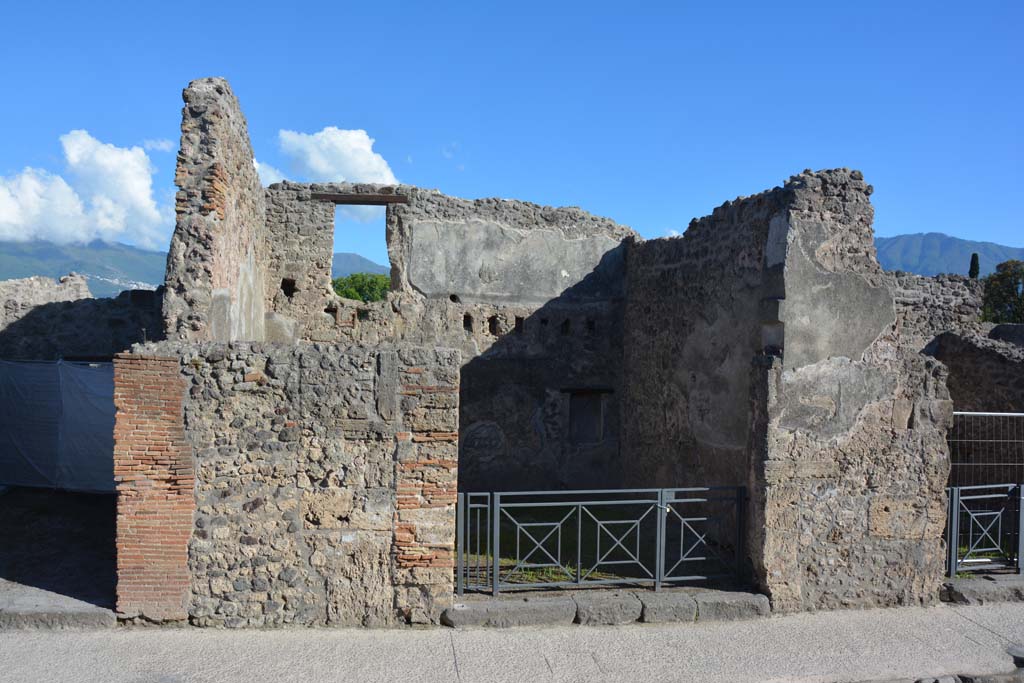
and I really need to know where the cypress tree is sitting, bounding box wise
[969,252,980,279]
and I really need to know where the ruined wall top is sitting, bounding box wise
[0,273,91,326]
[163,77,267,342]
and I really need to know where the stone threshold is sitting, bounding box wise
[441,586,770,628]
[0,580,115,630]
[942,575,1024,606]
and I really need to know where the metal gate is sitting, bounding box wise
[456,487,745,596]
[945,411,1024,576]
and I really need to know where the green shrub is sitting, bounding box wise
[332,273,390,303]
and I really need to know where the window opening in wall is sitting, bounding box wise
[280,278,297,299]
[324,305,339,323]
[514,316,525,334]
[566,389,609,445]
[560,319,571,335]
[463,314,474,333]
[308,194,408,302]
[488,315,499,336]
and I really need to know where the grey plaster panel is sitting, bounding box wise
[407,219,623,304]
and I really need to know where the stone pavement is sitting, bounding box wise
[1,603,1023,683]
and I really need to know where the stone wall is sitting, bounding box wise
[163,78,266,342]
[926,331,1024,412]
[623,169,950,612]
[890,272,984,350]
[117,340,460,626]
[112,354,193,621]
[0,275,163,360]
[0,273,91,326]
[753,170,950,612]
[260,179,634,491]
[621,187,786,491]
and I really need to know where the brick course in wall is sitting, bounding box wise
[112,354,194,621]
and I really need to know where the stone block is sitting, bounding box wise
[573,590,642,625]
[693,590,771,621]
[635,590,698,623]
[440,596,577,628]
[941,576,1024,605]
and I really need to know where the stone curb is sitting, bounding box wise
[0,607,116,630]
[441,589,770,628]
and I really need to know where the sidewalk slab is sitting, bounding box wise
[0,580,115,630]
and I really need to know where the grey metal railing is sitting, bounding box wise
[456,487,746,596]
[946,483,1023,577]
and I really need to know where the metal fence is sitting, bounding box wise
[456,487,745,596]
[948,412,1024,488]
[945,412,1024,576]
[946,484,1023,577]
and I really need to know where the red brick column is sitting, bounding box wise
[112,354,193,621]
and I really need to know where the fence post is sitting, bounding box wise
[655,489,665,592]
[1017,485,1024,575]
[492,493,501,597]
[736,486,746,585]
[456,493,464,596]
[947,487,960,579]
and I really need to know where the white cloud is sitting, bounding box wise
[0,130,170,248]
[143,138,175,152]
[276,126,397,222]
[253,159,286,186]
[278,127,397,185]
[666,228,682,237]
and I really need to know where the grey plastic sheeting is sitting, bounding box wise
[0,360,114,493]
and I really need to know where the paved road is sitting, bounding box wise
[1,603,1022,683]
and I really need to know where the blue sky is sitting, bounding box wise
[0,0,1020,265]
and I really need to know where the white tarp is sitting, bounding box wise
[0,360,114,493]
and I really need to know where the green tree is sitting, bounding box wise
[981,260,1024,323]
[969,252,980,279]
[332,272,390,303]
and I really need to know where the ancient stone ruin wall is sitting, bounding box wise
[926,331,1024,412]
[114,340,460,626]
[0,273,91,326]
[263,183,341,343]
[623,169,950,612]
[890,272,984,350]
[0,274,163,360]
[163,77,267,342]
[261,179,636,491]
[753,170,950,612]
[621,185,788,490]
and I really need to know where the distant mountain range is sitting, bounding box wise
[875,233,1024,277]
[0,240,168,298]
[332,252,389,277]
[1,233,1020,298]
[0,240,390,298]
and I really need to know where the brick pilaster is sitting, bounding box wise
[113,354,193,621]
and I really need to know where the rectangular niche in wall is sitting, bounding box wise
[567,389,609,445]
